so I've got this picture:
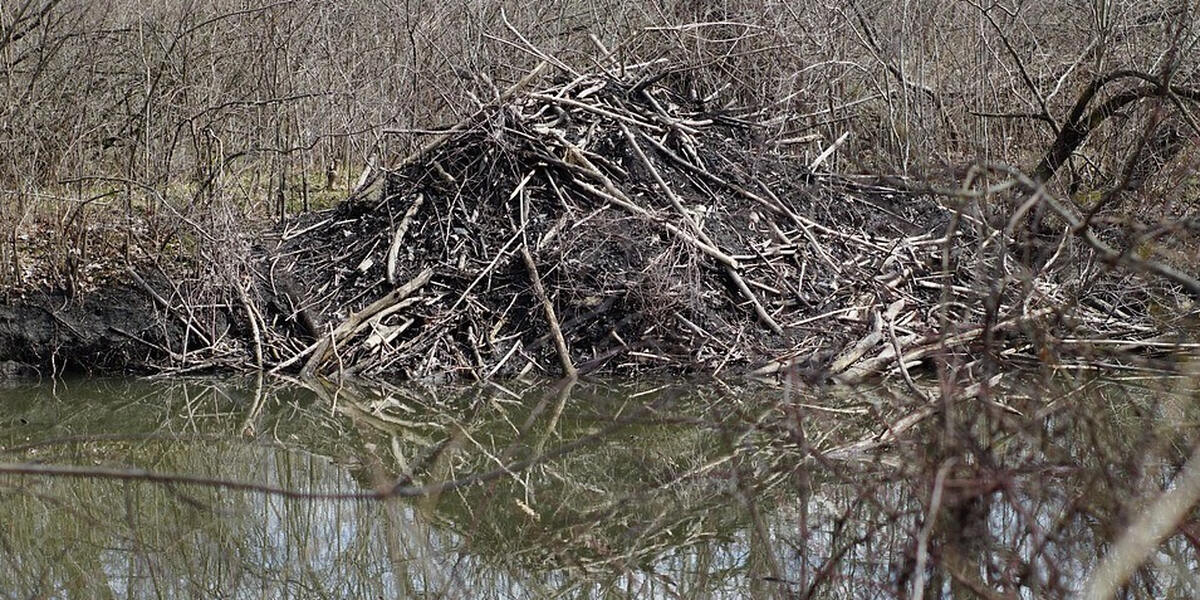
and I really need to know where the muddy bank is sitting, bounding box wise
[0,278,182,377]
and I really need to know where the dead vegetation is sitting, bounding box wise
[4,0,1198,300]
[0,2,1197,378]
[3,5,1200,598]
[195,62,1190,382]
[0,0,1196,381]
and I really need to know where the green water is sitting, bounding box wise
[0,375,1197,598]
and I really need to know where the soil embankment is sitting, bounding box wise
[0,278,181,377]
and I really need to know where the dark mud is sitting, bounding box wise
[0,277,183,377]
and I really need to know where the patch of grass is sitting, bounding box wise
[0,166,352,293]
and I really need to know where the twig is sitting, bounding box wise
[301,268,433,377]
[521,246,577,379]
[386,192,424,285]
[235,280,264,370]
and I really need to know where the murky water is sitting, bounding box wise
[1,374,1197,598]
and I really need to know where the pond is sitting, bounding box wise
[0,373,1197,598]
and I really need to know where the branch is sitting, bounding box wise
[1033,84,1154,183]
[977,163,1200,301]
[1030,69,1200,184]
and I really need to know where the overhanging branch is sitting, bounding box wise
[1031,72,1200,184]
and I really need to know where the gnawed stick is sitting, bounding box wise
[235,281,264,370]
[521,246,577,378]
[269,339,321,374]
[828,306,887,375]
[386,192,425,285]
[301,268,433,377]
[808,131,851,171]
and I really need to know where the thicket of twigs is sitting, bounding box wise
[144,60,1179,383]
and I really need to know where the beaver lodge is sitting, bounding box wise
[3,62,1192,380]
[226,61,1188,383]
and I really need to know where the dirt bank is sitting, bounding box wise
[0,277,183,377]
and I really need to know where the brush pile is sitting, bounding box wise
[253,64,1188,382]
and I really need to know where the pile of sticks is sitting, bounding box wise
[246,63,1186,382]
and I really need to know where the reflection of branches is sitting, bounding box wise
[0,432,227,455]
[1081,360,1200,598]
[0,462,364,499]
[0,381,654,502]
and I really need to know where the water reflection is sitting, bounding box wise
[0,374,1197,598]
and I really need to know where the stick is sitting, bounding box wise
[808,131,851,171]
[521,246,577,378]
[386,193,424,285]
[269,340,321,374]
[301,268,433,377]
[235,281,263,370]
[828,309,886,374]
